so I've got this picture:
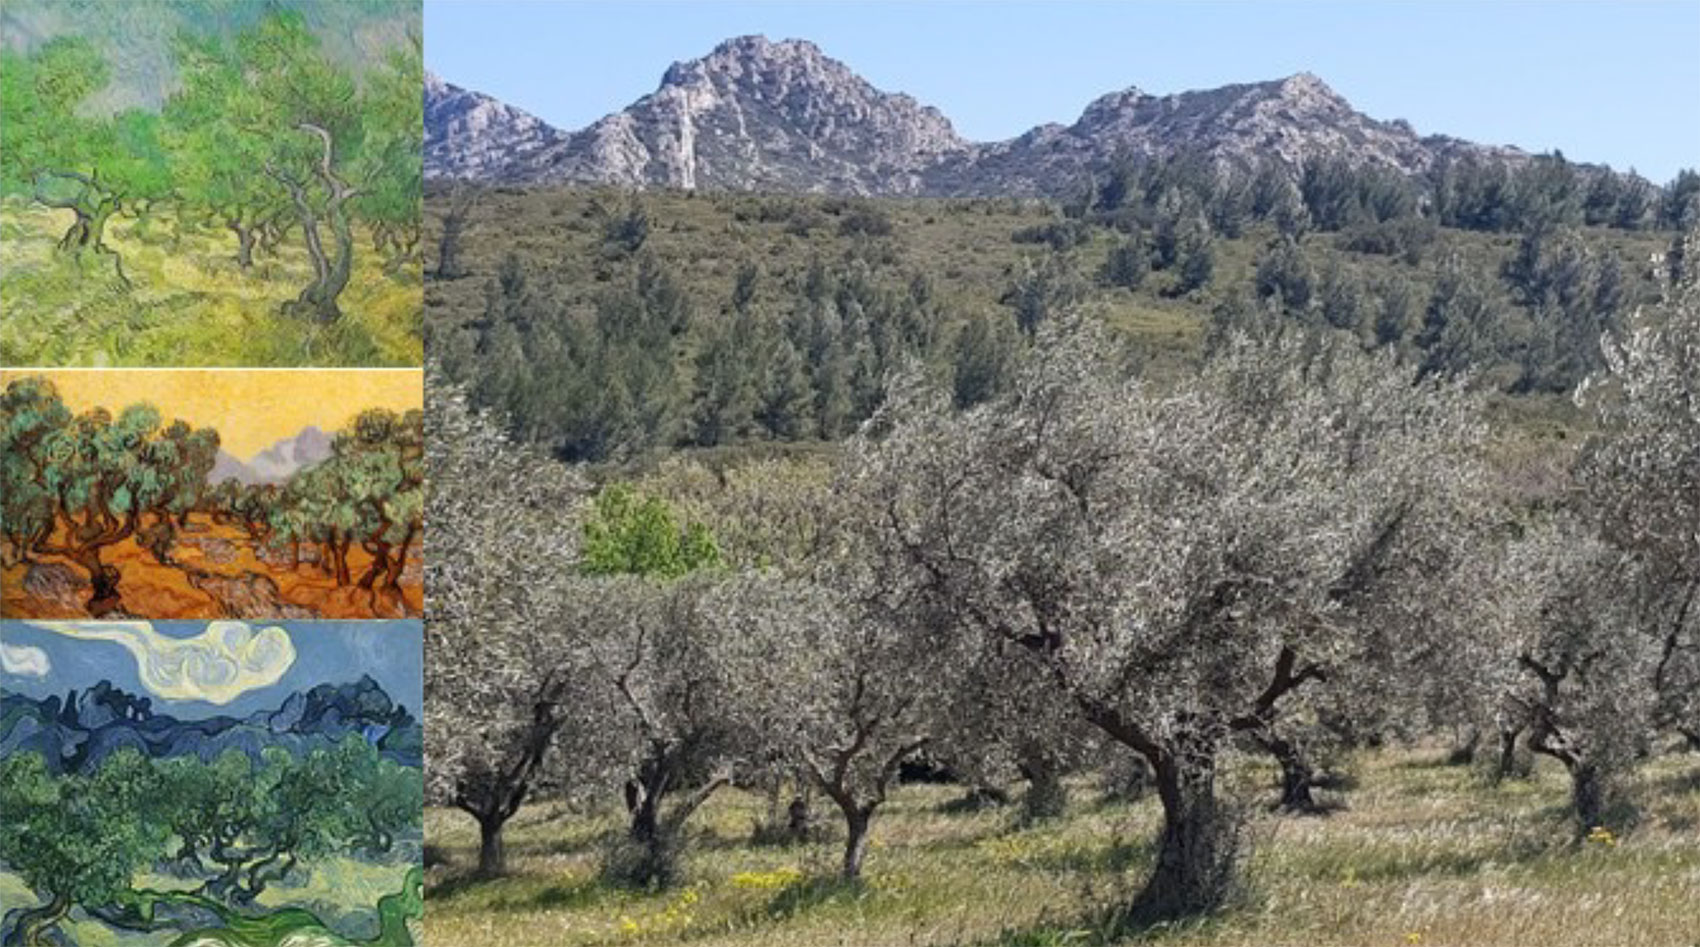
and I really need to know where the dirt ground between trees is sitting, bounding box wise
[2,515,422,620]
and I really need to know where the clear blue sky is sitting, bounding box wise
[426,0,1699,182]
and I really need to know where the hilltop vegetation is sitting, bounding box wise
[425,151,1688,468]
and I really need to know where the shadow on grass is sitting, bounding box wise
[980,901,1231,946]
[423,871,490,902]
[1287,833,1559,885]
[764,876,869,919]
[425,869,613,912]
[1023,838,1155,875]
[513,878,610,912]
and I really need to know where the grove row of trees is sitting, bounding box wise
[0,378,423,614]
[0,9,422,319]
[427,232,1697,925]
[0,738,421,945]
[213,408,425,596]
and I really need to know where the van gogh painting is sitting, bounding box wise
[0,0,422,366]
[0,619,423,946]
[0,370,423,621]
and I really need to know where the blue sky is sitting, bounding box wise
[0,621,423,719]
[426,0,1700,182]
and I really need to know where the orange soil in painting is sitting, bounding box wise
[1,515,422,620]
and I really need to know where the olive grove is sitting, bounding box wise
[425,228,1700,928]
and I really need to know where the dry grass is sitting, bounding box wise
[0,199,421,366]
[422,748,1700,947]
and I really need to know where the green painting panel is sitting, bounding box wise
[0,0,423,367]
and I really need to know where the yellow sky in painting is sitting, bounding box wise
[0,370,422,458]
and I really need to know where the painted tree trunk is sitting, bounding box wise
[230,220,256,268]
[72,544,122,614]
[15,890,71,947]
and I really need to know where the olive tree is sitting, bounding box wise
[725,574,948,881]
[1490,516,1656,835]
[424,375,604,876]
[578,575,773,887]
[1578,228,1700,744]
[842,318,1487,921]
[0,750,165,946]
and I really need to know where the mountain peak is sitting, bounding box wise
[427,40,1528,194]
[660,33,856,92]
[1269,71,1347,108]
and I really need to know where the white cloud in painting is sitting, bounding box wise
[0,637,51,679]
[24,620,295,704]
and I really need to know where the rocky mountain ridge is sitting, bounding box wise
[425,34,1530,195]
[0,675,423,774]
[209,425,333,486]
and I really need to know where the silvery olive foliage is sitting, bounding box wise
[1578,228,1700,743]
[931,641,1100,822]
[425,374,616,875]
[723,570,955,880]
[840,316,1489,918]
[1488,515,1658,834]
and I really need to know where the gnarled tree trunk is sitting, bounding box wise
[266,123,360,324]
[1132,737,1239,922]
[14,890,71,947]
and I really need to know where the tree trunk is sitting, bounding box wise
[230,220,256,269]
[1018,748,1069,821]
[840,805,873,881]
[477,812,507,876]
[72,545,123,615]
[270,124,358,323]
[786,794,813,841]
[330,534,353,586]
[15,890,71,947]
[288,202,354,322]
[1446,727,1482,766]
[1568,760,1608,838]
[1257,731,1320,813]
[384,526,416,590]
[1132,741,1237,922]
[629,777,663,843]
[1494,725,1524,783]
[357,542,390,590]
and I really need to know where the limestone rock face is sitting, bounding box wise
[425,70,567,181]
[426,36,1531,195]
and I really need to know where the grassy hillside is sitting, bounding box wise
[1,200,422,366]
[422,746,1700,947]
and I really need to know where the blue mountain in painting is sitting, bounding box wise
[0,675,422,774]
